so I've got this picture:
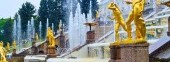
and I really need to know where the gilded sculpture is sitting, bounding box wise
[0,41,3,47]
[46,27,56,47]
[12,41,16,49]
[35,33,39,41]
[108,2,127,45]
[108,0,146,45]
[6,42,10,52]
[124,0,146,44]
[96,10,99,18]
[0,42,7,62]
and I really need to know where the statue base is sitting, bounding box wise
[110,39,147,46]
[109,42,149,62]
[47,46,57,58]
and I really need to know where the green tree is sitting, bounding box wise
[91,0,99,18]
[79,0,90,18]
[61,0,69,25]
[14,13,18,20]
[72,0,78,17]
[53,0,67,31]
[0,19,6,42]
[32,15,39,34]
[38,0,67,36]
[48,0,56,27]
[18,2,36,33]
[52,0,60,33]
[3,18,13,44]
[38,0,49,38]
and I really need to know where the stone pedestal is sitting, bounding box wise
[47,47,57,58]
[109,43,149,62]
[86,31,95,43]
[109,46,121,62]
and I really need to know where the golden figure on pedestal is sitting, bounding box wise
[6,42,10,52]
[46,27,56,47]
[12,41,16,49]
[96,10,99,18]
[0,41,3,47]
[0,42,7,62]
[35,33,39,41]
[124,0,146,44]
[108,2,127,45]
[108,0,146,45]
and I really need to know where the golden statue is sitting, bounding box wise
[108,2,127,45]
[12,41,16,49]
[0,41,3,47]
[0,42,7,62]
[123,0,146,44]
[35,33,39,41]
[6,42,10,52]
[108,0,146,45]
[46,27,56,47]
[96,10,99,18]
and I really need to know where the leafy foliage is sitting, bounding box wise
[78,0,99,18]
[38,0,68,38]
[79,0,90,18]
[0,18,13,44]
[3,18,13,43]
[91,0,99,18]
[18,2,36,33]
[38,0,48,38]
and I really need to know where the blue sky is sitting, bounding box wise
[0,0,40,18]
